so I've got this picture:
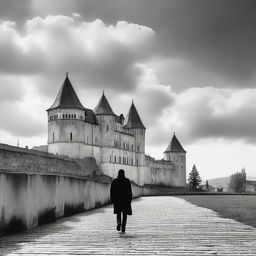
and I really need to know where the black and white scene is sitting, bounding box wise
[0,0,256,255]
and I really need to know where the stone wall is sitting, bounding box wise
[0,144,148,236]
[0,143,98,178]
[144,156,185,187]
[0,172,146,235]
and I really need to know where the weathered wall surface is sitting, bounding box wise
[143,156,185,187]
[0,144,147,235]
[0,172,145,236]
[0,144,98,178]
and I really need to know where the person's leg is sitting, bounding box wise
[116,212,121,231]
[121,212,127,233]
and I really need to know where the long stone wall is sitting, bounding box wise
[144,156,185,187]
[0,172,145,235]
[0,143,98,178]
[0,144,147,236]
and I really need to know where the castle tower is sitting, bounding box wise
[164,133,186,186]
[94,92,116,146]
[47,73,87,158]
[124,102,146,166]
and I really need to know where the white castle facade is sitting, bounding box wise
[47,74,186,187]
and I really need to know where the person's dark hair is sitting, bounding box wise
[118,169,125,178]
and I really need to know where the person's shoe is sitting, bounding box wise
[116,224,121,231]
[121,225,126,233]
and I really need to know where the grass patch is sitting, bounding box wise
[179,195,256,228]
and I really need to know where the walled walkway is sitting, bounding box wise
[1,197,256,255]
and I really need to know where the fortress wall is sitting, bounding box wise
[0,172,145,235]
[143,158,185,187]
[0,145,147,235]
[100,162,139,184]
[0,143,97,177]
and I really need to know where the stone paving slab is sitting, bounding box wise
[0,196,256,255]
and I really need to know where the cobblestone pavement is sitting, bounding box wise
[1,196,256,255]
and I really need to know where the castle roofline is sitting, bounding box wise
[47,74,85,111]
[123,102,146,129]
[94,92,115,115]
[164,134,186,153]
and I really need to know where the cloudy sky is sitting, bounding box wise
[0,0,256,179]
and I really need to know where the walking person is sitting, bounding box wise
[110,169,132,233]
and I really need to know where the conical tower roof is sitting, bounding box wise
[94,92,115,115]
[164,134,186,153]
[48,73,85,110]
[124,102,146,129]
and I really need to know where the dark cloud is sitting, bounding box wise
[0,0,32,24]
[31,0,256,89]
[152,87,256,145]
[0,16,155,95]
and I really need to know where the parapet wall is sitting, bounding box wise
[144,156,184,187]
[0,143,98,178]
[0,172,146,235]
[0,144,148,236]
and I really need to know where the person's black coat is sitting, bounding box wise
[110,177,132,215]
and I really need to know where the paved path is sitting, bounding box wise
[1,197,256,255]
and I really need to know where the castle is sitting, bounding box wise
[47,74,186,187]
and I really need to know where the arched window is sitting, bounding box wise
[65,114,68,119]
[106,125,108,131]
[119,156,121,163]
[53,132,54,142]
[68,114,71,119]
[136,159,138,165]
[123,157,125,164]
[74,114,76,119]
[131,145,133,151]
[110,155,112,162]
[114,156,116,163]
[70,132,72,141]
[131,158,133,165]
[71,114,73,119]
[62,114,65,119]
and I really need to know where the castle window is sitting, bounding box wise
[53,132,54,142]
[70,132,72,141]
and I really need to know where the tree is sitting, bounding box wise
[188,165,202,190]
[228,168,246,193]
[205,180,209,192]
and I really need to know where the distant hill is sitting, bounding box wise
[206,176,256,188]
